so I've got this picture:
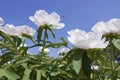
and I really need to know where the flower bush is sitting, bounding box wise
[0,10,120,80]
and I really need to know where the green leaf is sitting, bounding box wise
[82,53,91,78]
[36,70,41,80]
[22,33,32,39]
[47,27,55,38]
[37,27,43,43]
[21,63,28,68]
[61,37,67,46]
[22,33,36,44]
[50,72,59,76]
[0,41,18,53]
[39,64,51,69]
[18,46,28,54]
[0,30,10,41]
[13,36,22,47]
[14,57,29,65]
[72,49,82,74]
[22,68,31,80]
[30,65,40,69]
[112,38,120,50]
[51,29,55,38]
[0,51,14,66]
[45,30,48,39]
[40,70,46,77]
[0,68,20,80]
[61,37,66,43]
[0,30,16,47]
[46,42,64,48]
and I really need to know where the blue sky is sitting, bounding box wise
[0,0,120,57]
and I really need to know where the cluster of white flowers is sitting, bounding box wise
[39,47,50,53]
[67,18,120,49]
[0,18,36,37]
[29,10,65,29]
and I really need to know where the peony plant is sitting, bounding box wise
[0,10,120,80]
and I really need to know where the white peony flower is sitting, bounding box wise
[29,10,65,29]
[39,47,50,53]
[67,28,109,49]
[16,25,36,36]
[0,24,36,37]
[0,17,4,25]
[0,24,18,36]
[58,48,70,55]
[92,18,120,35]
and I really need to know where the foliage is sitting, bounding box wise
[0,25,120,80]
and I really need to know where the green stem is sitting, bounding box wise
[109,39,116,79]
[38,29,47,62]
[41,29,47,55]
